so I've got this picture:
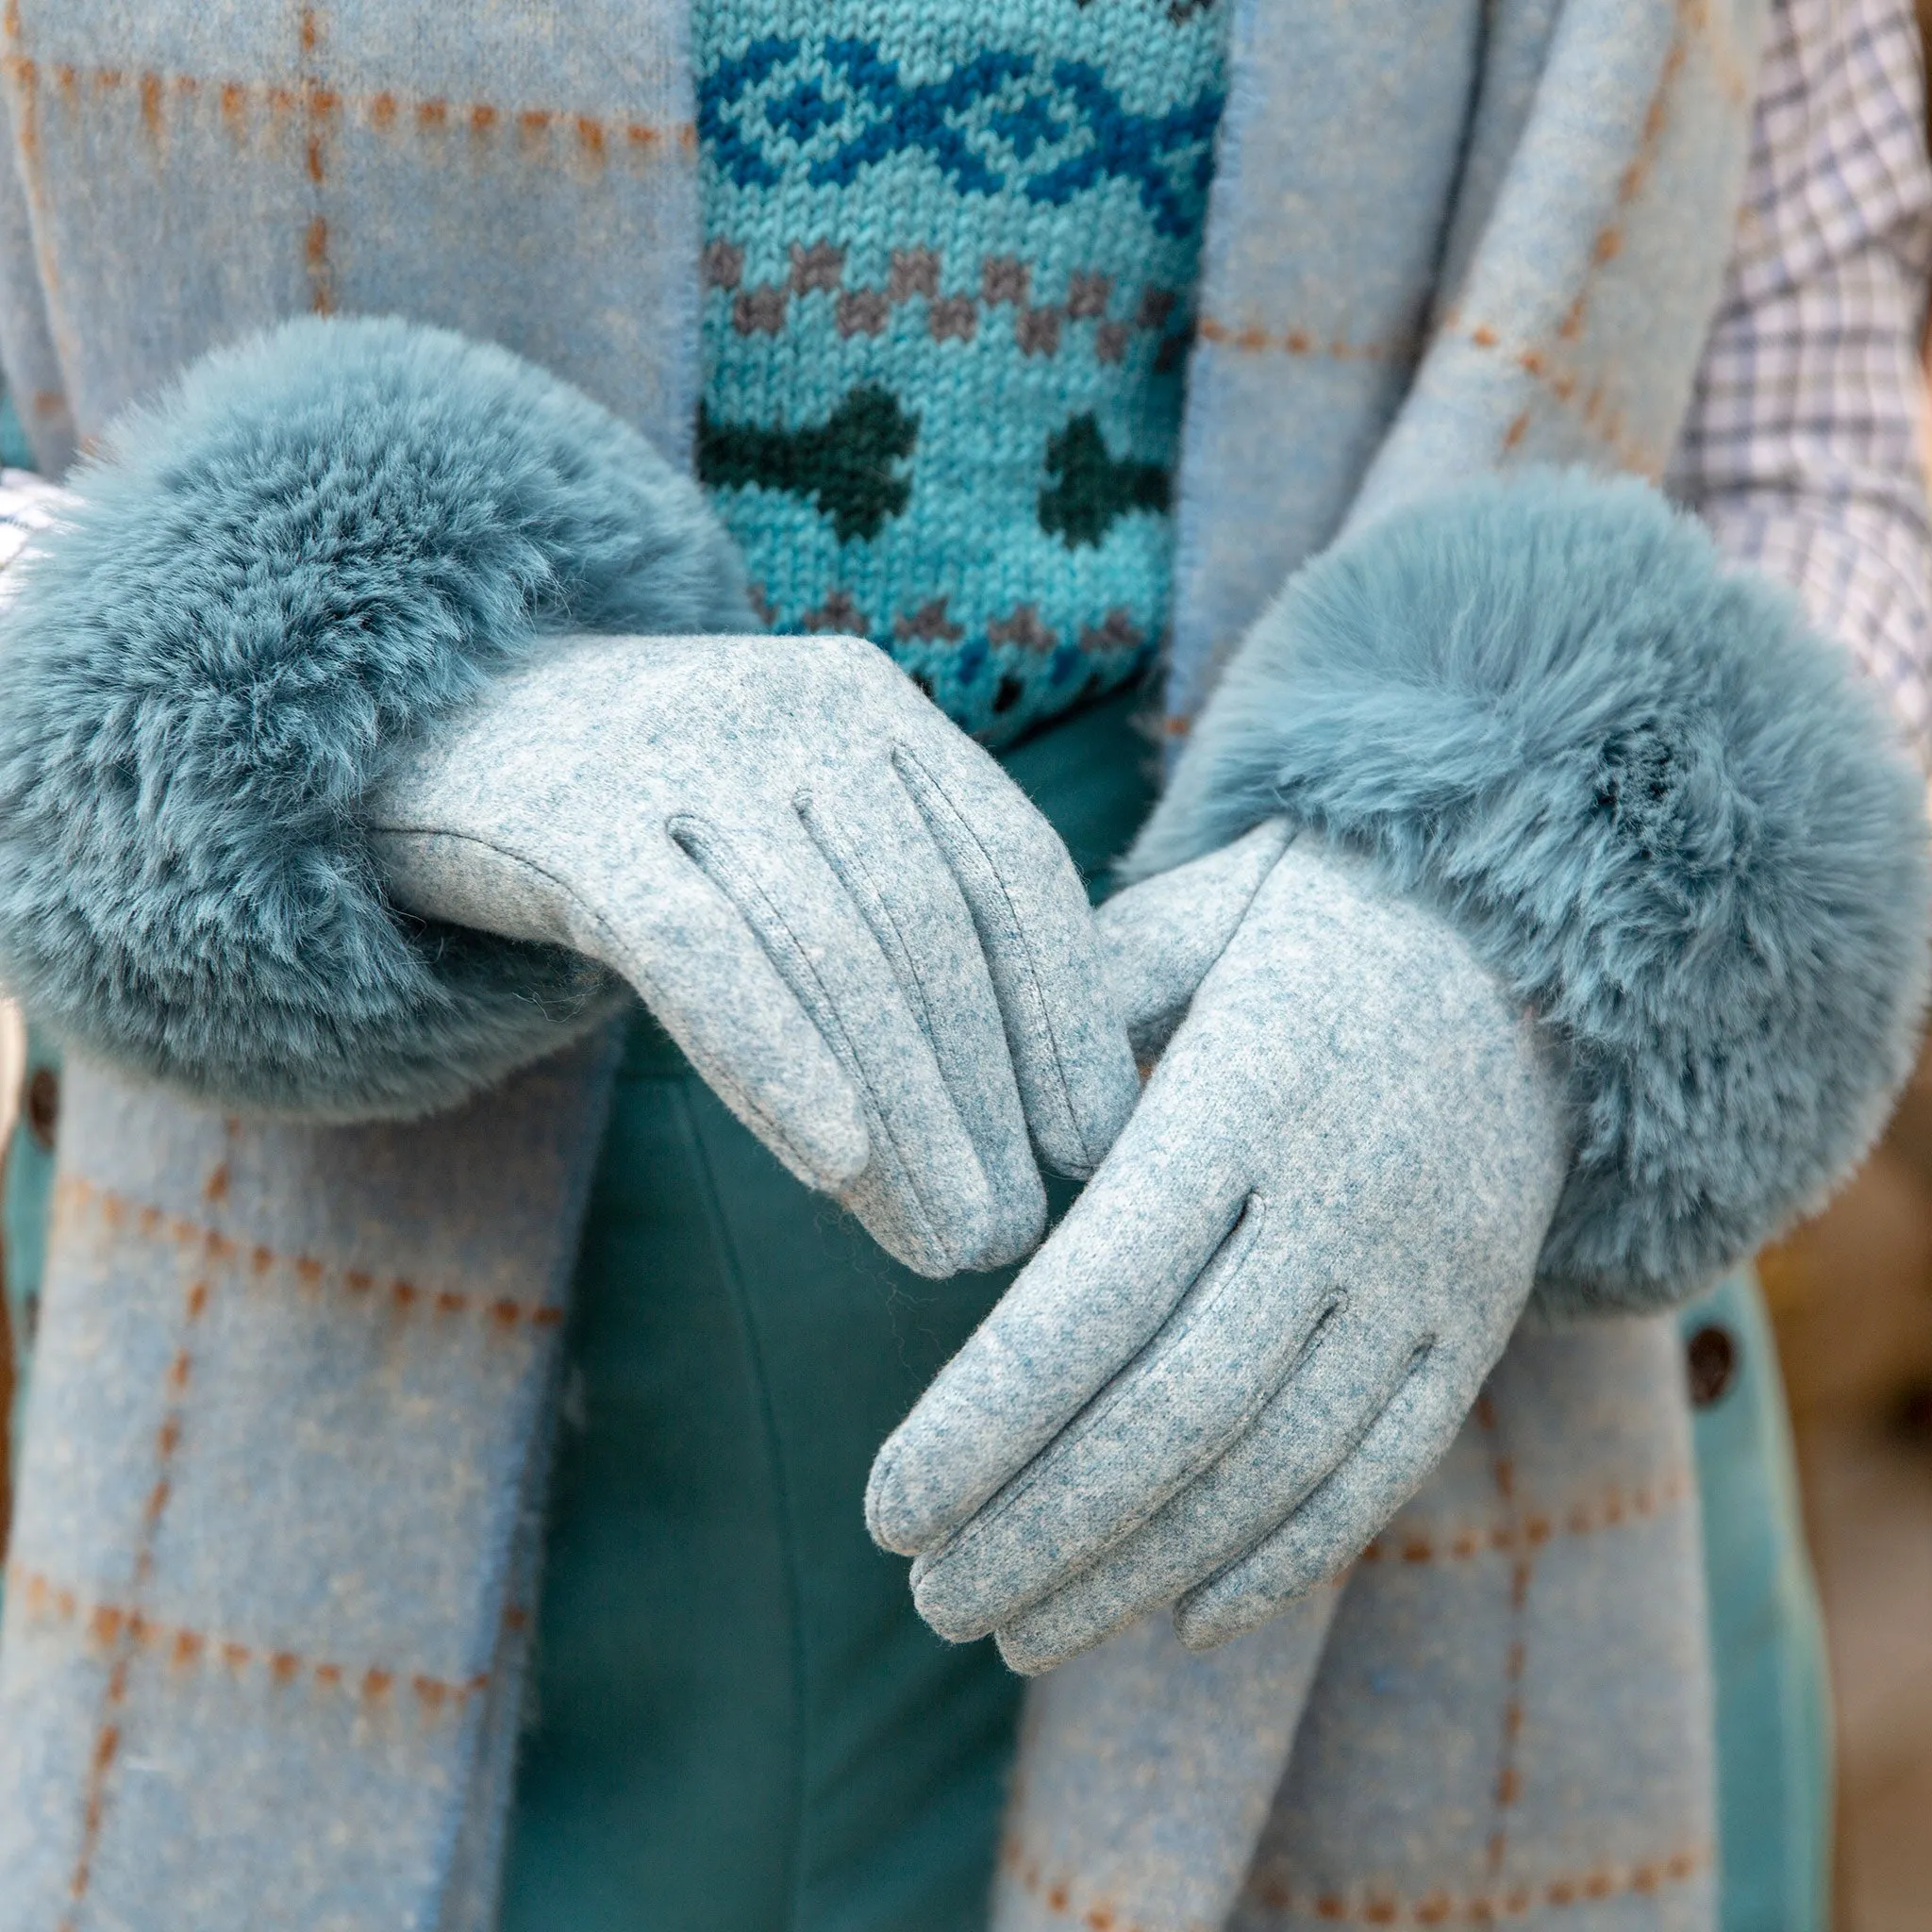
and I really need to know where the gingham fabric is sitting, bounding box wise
[1668,0,1932,756]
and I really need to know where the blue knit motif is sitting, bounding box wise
[701,38,1222,237]
[695,0,1228,744]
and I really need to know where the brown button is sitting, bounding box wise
[1686,1323,1738,1407]
[24,1066,58,1151]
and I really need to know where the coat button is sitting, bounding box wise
[1686,1323,1738,1407]
[25,1066,58,1151]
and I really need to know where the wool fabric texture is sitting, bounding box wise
[1132,472,1932,1312]
[0,7,714,1926]
[0,1039,616,1932]
[1163,0,1770,726]
[0,3,708,485]
[695,0,1228,743]
[992,1602,1336,1932]
[993,0,1783,1923]
[0,316,749,1119]
[992,1317,1717,1932]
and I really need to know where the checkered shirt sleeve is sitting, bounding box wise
[1669,0,1932,758]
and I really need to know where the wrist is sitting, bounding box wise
[0,317,747,1119]
[1132,470,1930,1313]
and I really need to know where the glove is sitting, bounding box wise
[865,823,1570,1666]
[366,629,1138,1278]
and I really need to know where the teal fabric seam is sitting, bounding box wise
[0,388,31,471]
[0,1024,56,1598]
[1684,1271,1833,1932]
[680,1074,812,1930]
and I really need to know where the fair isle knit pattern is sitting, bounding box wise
[694,0,1228,743]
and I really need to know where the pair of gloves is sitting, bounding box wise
[369,626,1570,1674]
[8,320,1914,1678]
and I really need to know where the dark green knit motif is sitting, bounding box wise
[698,386,920,544]
[1039,414,1171,548]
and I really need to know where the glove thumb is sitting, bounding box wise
[1095,819,1292,1058]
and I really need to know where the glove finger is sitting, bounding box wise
[374,819,874,1194]
[867,1108,1252,1555]
[892,728,1137,1178]
[991,1306,1430,1671]
[908,1193,1338,1640]
[1174,1357,1467,1650]
[655,811,1000,1277]
[796,767,1045,1271]
[1095,820,1293,1058]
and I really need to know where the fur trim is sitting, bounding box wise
[1130,471,1931,1314]
[0,316,750,1118]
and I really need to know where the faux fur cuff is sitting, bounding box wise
[0,317,750,1118]
[1130,472,1931,1315]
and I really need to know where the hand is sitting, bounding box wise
[366,631,1137,1278]
[866,824,1570,1667]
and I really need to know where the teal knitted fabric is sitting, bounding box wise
[694,0,1227,744]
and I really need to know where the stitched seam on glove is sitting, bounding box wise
[917,1199,1310,1614]
[670,815,954,1257]
[375,822,844,1191]
[792,790,943,1054]
[894,747,1097,1168]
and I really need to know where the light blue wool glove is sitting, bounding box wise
[368,630,1136,1278]
[868,821,1571,1666]
[870,474,1932,1671]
